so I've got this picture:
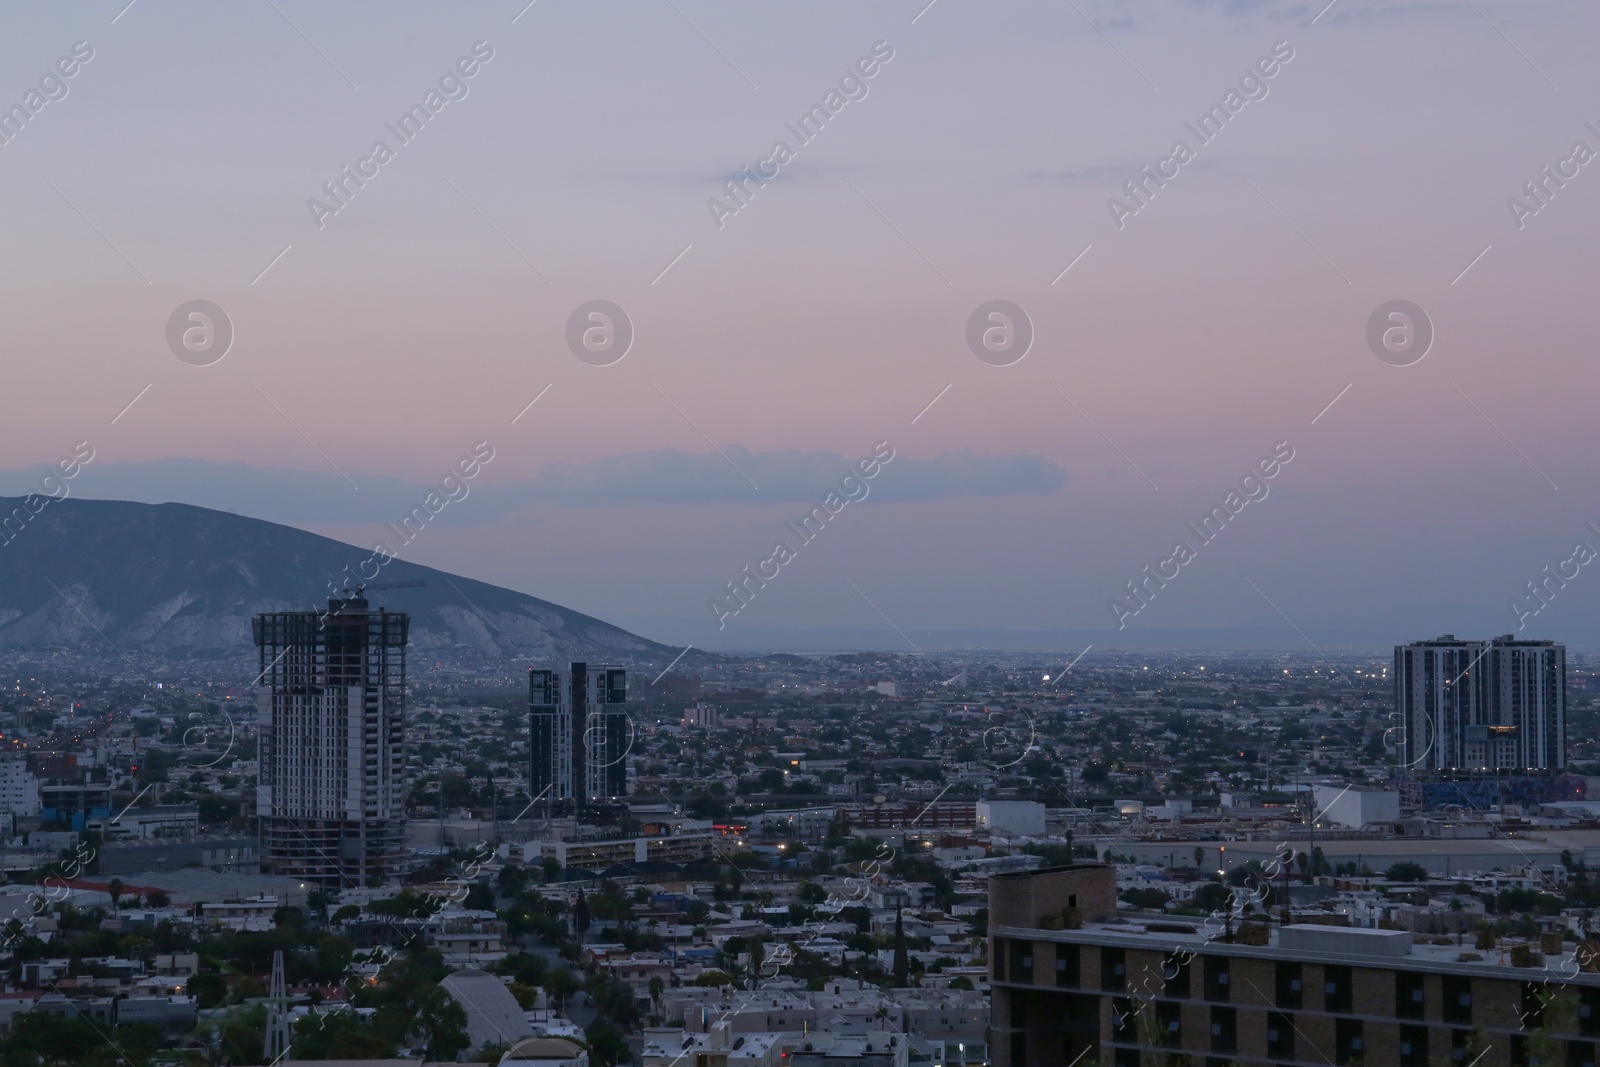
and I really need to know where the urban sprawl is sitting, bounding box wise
[0,611,1595,1067]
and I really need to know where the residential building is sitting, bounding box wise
[989,863,1600,1067]
[529,663,630,812]
[682,704,721,728]
[0,758,40,816]
[1395,635,1566,771]
[253,595,408,887]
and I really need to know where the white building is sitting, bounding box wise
[0,759,40,816]
[682,704,720,727]
[1313,784,1400,829]
[975,801,1046,837]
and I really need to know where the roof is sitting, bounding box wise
[439,968,536,1051]
[993,917,1600,984]
[502,1037,583,1060]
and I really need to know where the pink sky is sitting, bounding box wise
[3,0,1598,649]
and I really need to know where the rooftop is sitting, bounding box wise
[993,917,1600,984]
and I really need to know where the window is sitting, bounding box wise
[1336,1018,1364,1066]
[1400,1024,1430,1067]
[1276,961,1304,1009]
[1397,971,1426,1019]
[1569,1042,1598,1067]
[1112,998,1137,1041]
[1114,1049,1140,1067]
[1324,964,1352,1014]
[1210,1006,1237,1054]
[1102,948,1127,992]
[1444,975,1473,1024]
[1164,953,1191,999]
[1056,944,1080,988]
[1157,1001,1182,1048]
[1008,940,1034,984]
[1267,1011,1295,1060]
[1582,988,1600,1038]
[1452,1028,1473,1064]
[1204,956,1231,1002]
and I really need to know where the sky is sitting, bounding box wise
[3,0,1599,652]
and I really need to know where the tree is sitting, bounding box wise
[106,878,123,912]
[476,1041,513,1065]
[1193,882,1231,912]
[187,972,228,1009]
[412,986,470,1062]
[892,910,909,988]
[748,938,767,989]
[542,857,562,883]
[464,883,496,912]
[1120,886,1172,909]
[694,969,735,987]
[573,891,591,940]
[1528,987,1581,1067]
[585,1017,631,1067]
[648,975,665,1023]
[499,864,528,895]
[544,966,581,1009]
[293,1011,397,1060]
[1386,862,1429,882]
[146,889,171,909]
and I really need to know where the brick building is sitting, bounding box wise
[990,864,1600,1067]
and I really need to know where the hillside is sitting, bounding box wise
[0,497,671,661]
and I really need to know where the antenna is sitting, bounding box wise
[263,950,292,1062]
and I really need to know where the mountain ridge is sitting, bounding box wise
[0,497,671,661]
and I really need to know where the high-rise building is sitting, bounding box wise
[0,758,40,816]
[1394,634,1565,772]
[253,595,408,887]
[529,662,629,812]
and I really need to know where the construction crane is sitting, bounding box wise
[338,578,425,597]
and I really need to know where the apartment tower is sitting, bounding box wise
[253,595,408,887]
[529,662,629,813]
[1394,634,1566,772]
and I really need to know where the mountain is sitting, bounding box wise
[0,497,673,661]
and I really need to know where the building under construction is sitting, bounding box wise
[253,595,408,888]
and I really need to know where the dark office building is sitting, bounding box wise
[253,595,408,887]
[529,662,629,812]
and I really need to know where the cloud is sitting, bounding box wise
[521,447,1068,504]
[0,448,1066,523]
